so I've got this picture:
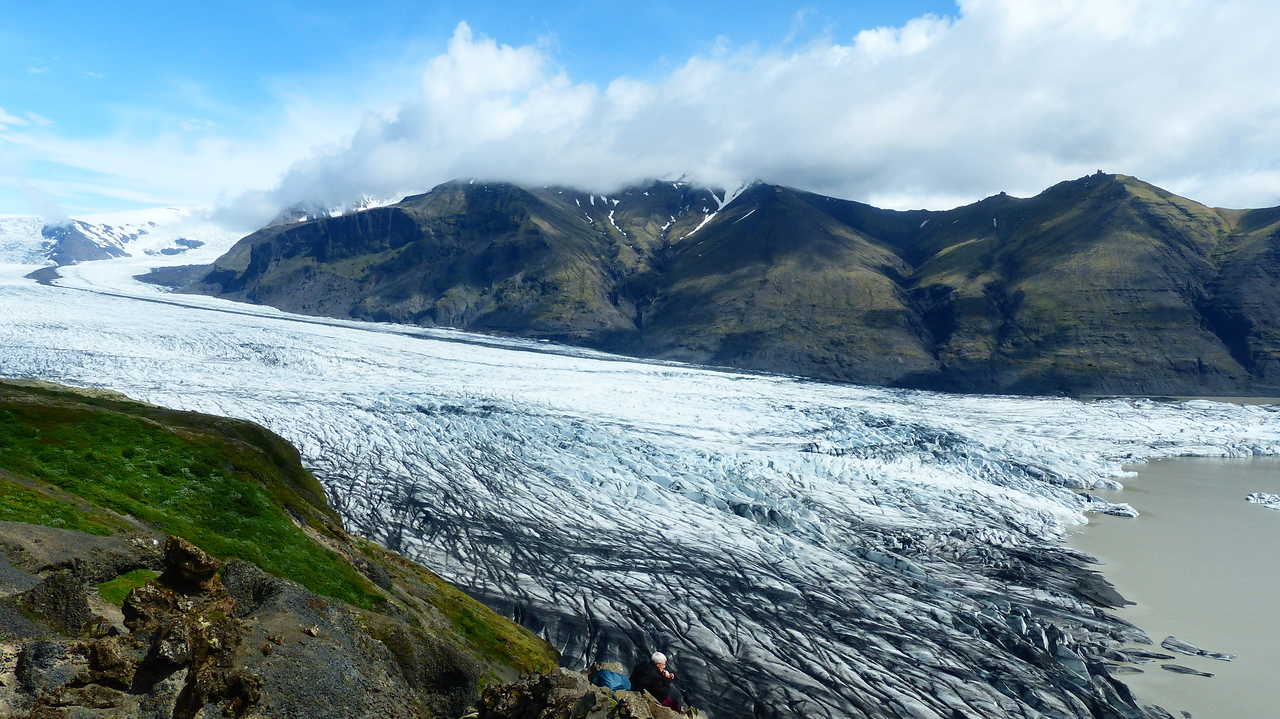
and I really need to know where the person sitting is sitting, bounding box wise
[630,651,683,710]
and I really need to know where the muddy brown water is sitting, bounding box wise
[1070,455,1280,718]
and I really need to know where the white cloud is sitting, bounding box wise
[250,1,1280,217]
[0,107,28,127]
[8,1,1280,224]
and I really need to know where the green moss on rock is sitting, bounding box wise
[96,568,160,606]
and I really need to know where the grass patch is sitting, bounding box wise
[97,569,160,606]
[0,478,114,536]
[0,399,380,610]
[360,540,558,674]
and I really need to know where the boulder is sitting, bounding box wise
[159,536,222,593]
[15,570,94,636]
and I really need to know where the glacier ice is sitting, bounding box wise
[1,255,1277,718]
[1245,492,1280,510]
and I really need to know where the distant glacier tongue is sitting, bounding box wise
[2,270,1277,718]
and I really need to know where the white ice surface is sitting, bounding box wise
[5,252,1276,566]
[0,215,49,264]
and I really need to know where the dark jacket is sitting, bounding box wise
[630,660,673,701]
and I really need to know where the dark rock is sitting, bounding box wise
[147,621,194,667]
[1160,664,1215,678]
[361,618,482,717]
[15,570,95,636]
[220,558,285,617]
[0,551,39,595]
[41,221,129,265]
[88,635,140,688]
[122,581,180,634]
[1127,650,1176,662]
[15,640,83,694]
[1161,636,1235,661]
[0,521,163,585]
[22,265,62,285]
[159,536,222,593]
[0,597,47,640]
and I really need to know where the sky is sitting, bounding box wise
[1,0,1279,226]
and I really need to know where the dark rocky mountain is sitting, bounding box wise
[172,173,1280,395]
[41,221,132,265]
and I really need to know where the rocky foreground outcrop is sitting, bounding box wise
[0,379,557,718]
[0,527,536,719]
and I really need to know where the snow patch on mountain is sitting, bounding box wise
[269,194,398,226]
[682,209,718,238]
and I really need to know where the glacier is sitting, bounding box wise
[1,249,1278,718]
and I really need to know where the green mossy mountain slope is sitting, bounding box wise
[0,378,557,718]
[179,173,1280,395]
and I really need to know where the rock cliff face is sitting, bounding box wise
[174,173,1280,395]
[0,380,557,718]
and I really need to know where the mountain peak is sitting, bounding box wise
[181,169,1280,396]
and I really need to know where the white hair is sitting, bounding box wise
[651,652,667,664]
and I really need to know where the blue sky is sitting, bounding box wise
[0,1,955,215]
[3,1,957,111]
[2,1,1278,222]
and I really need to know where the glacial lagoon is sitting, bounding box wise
[1072,453,1280,718]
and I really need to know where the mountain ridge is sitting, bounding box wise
[168,172,1280,396]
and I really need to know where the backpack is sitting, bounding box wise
[592,669,631,691]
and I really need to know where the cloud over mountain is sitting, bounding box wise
[228,0,1280,223]
[8,1,1280,224]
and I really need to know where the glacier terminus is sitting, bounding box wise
[2,247,1277,718]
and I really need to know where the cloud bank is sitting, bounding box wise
[8,0,1280,225]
